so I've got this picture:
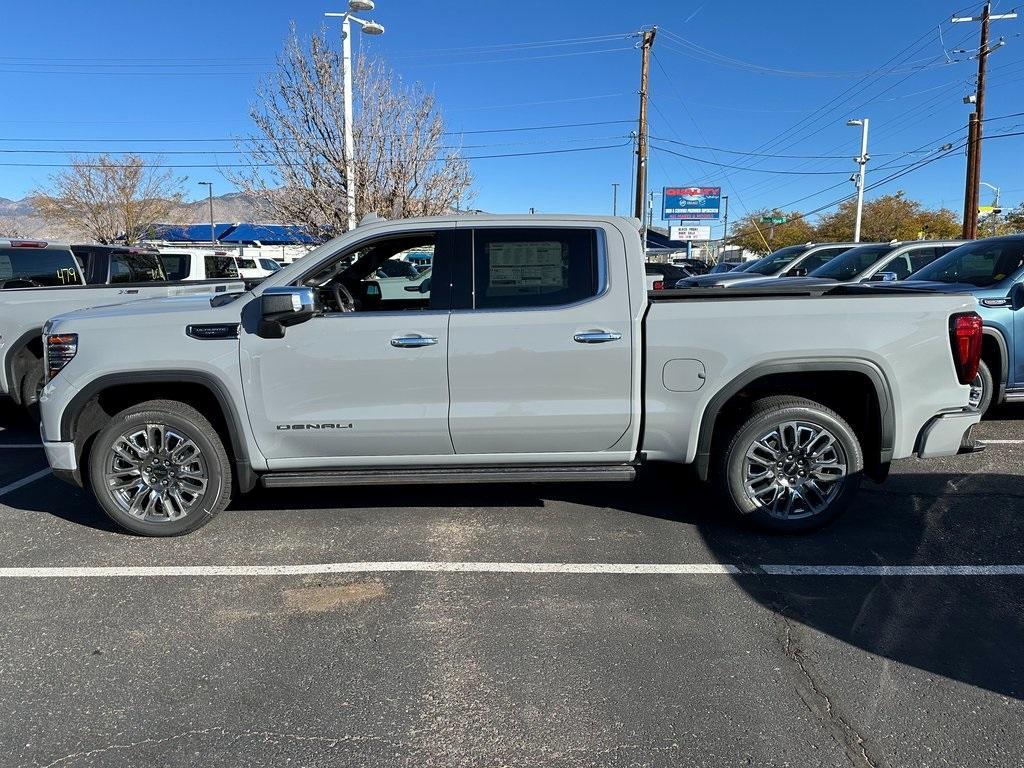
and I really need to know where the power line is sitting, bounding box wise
[0,140,634,168]
[648,142,867,175]
[0,119,636,144]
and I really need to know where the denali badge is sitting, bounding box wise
[276,423,353,431]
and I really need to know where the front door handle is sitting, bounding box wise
[573,330,622,344]
[391,334,438,348]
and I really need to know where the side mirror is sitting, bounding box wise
[870,271,898,282]
[257,286,316,338]
[1012,282,1024,310]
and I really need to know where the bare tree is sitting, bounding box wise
[232,24,472,239]
[32,155,184,243]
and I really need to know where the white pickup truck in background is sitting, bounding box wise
[36,215,983,536]
[0,239,244,408]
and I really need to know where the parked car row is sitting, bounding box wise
[663,234,1024,414]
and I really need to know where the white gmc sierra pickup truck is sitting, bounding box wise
[36,215,983,535]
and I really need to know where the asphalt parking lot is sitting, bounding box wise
[1,402,1022,768]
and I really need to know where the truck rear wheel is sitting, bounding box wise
[719,396,863,532]
[969,360,994,415]
[88,400,232,536]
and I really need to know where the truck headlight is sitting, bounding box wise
[45,334,78,381]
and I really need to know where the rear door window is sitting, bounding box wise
[470,228,600,309]
[204,255,240,279]
[0,247,81,288]
[159,254,190,280]
[109,252,167,283]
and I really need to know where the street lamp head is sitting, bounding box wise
[348,0,374,10]
[198,181,211,186]
[359,20,385,35]
[846,119,863,127]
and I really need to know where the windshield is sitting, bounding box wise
[745,245,807,275]
[810,244,892,281]
[910,239,1024,287]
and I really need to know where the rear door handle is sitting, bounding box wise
[391,334,438,348]
[573,330,622,344]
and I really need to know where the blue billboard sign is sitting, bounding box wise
[662,186,721,220]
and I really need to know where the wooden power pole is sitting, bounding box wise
[633,27,657,222]
[955,2,1017,239]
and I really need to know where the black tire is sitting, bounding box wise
[970,359,994,415]
[718,396,864,533]
[19,362,44,412]
[88,399,232,536]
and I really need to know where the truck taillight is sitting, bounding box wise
[653,280,665,290]
[949,313,982,385]
[45,334,78,381]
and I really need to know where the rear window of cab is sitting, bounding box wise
[0,246,81,288]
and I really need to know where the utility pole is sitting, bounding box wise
[954,2,1017,239]
[647,191,655,229]
[612,183,619,216]
[633,27,657,226]
[721,194,729,251]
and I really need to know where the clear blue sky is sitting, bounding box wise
[2,0,1022,235]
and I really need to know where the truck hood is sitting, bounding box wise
[48,292,249,325]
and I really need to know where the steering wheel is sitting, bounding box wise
[330,281,357,312]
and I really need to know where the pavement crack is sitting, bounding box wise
[775,610,886,768]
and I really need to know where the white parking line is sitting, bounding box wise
[0,561,1021,579]
[0,468,53,497]
[981,439,1024,445]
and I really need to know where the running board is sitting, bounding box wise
[260,464,637,489]
[1003,389,1024,403]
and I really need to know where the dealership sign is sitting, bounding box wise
[670,225,712,241]
[663,186,721,220]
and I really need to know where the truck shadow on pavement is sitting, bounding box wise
[4,398,1023,700]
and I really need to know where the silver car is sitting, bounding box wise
[676,242,859,288]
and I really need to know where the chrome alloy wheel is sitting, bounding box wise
[104,424,209,522]
[741,420,848,520]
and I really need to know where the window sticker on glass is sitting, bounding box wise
[488,241,566,292]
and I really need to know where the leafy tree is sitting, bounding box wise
[32,154,183,244]
[813,192,959,242]
[727,209,815,254]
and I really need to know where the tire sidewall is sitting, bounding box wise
[89,408,228,536]
[724,404,864,532]
[973,360,994,415]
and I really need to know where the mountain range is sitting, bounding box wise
[0,191,264,241]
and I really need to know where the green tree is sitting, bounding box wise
[727,209,815,254]
[813,192,959,242]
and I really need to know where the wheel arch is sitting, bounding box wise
[3,328,44,405]
[981,327,1008,403]
[59,370,257,492]
[694,359,894,482]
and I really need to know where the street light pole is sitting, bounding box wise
[980,181,1001,235]
[612,183,619,216]
[198,181,215,246]
[325,1,385,232]
[847,118,870,242]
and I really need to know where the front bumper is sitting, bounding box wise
[916,409,982,459]
[43,439,83,487]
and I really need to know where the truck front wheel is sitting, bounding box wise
[88,400,233,536]
[719,396,863,532]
